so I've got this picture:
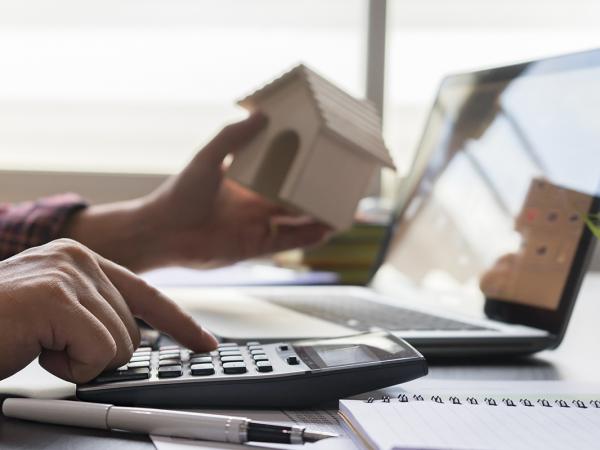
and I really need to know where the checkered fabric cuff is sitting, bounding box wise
[0,193,88,260]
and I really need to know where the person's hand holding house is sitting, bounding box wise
[66,64,396,270]
[65,112,332,272]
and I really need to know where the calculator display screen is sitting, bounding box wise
[315,345,377,367]
[293,332,413,369]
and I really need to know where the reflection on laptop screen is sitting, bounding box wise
[376,50,600,319]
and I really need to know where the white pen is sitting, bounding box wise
[2,398,337,445]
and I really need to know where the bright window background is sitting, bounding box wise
[0,0,366,173]
[384,0,600,176]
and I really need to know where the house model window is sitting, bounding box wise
[227,64,395,230]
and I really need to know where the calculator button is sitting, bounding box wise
[127,360,151,369]
[286,356,300,365]
[252,354,269,362]
[279,345,289,351]
[159,345,180,352]
[218,347,240,353]
[189,356,213,364]
[190,352,210,359]
[133,347,152,355]
[222,362,247,374]
[159,349,180,355]
[220,355,244,363]
[129,355,151,363]
[249,349,265,355]
[218,343,238,348]
[135,347,152,353]
[219,350,242,357]
[158,358,181,367]
[246,341,260,346]
[191,363,215,376]
[158,365,183,378]
[256,361,273,372]
[159,353,181,360]
[96,367,150,383]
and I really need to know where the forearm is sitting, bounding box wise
[62,198,163,273]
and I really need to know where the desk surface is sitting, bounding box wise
[1,274,598,449]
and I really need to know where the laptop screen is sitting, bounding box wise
[373,49,600,336]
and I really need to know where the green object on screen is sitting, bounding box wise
[583,213,600,239]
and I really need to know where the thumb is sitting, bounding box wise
[198,112,268,166]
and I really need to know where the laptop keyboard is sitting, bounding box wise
[267,295,490,332]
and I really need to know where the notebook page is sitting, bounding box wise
[339,399,600,450]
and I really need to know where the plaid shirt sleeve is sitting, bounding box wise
[0,193,88,260]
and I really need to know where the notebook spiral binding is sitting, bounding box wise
[363,394,600,408]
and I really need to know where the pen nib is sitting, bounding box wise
[302,430,339,442]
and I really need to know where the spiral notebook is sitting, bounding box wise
[339,389,600,450]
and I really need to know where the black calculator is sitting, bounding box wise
[77,332,427,408]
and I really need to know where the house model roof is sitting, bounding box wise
[238,64,395,169]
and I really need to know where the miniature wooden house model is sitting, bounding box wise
[227,64,395,230]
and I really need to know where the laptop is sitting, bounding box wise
[166,49,600,357]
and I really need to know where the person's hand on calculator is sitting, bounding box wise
[0,239,217,383]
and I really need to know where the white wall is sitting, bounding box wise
[0,170,165,204]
